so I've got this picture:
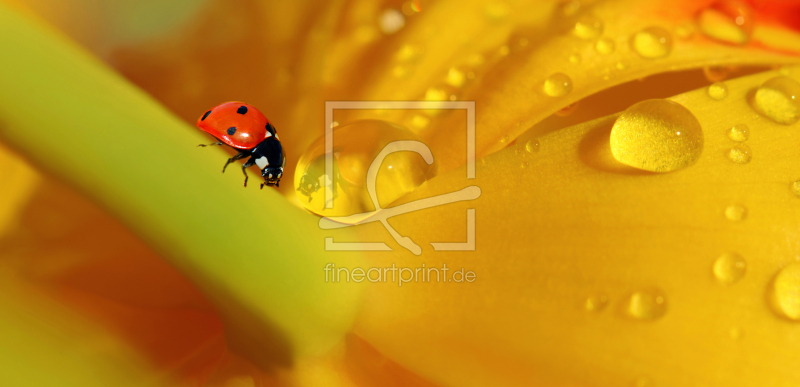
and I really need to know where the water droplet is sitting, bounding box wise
[626,289,667,320]
[698,0,754,45]
[729,327,744,340]
[595,37,616,54]
[713,253,747,284]
[573,15,603,40]
[500,135,510,144]
[295,120,437,217]
[520,161,529,168]
[727,124,749,142]
[752,76,800,125]
[768,262,800,320]
[569,53,582,64]
[555,102,579,117]
[703,65,734,82]
[724,204,747,221]
[584,294,609,312]
[543,73,573,97]
[707,82,729,100]
[445,67,467,88]
[379,9,405,34]
[631,26,673,59]
[610,99,704,172]
[524,139,540,153]
[727,144,752,164]
[792,180,800,197]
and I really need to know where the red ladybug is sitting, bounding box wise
[196,101,286,188]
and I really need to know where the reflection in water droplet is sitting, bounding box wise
[610,99,704,172]
[626,289,667,320]
[595,37,615,54]
[585,294,609,312]
[569,53,582,64]
[725,204,747,221]
[707,82,729,100]
[768,262,800,320]
[543,73,573,97]
[631,27,673,59]
[727,124,749,142]
[524,139,540,153]
[573,15,603,39]
[752,76,800,125]
[697,0,754,45]
[556,102,579,117]
[728,144,752,164]
[295,120,437,217]
[713,253,747,284]
[792,180,800,197]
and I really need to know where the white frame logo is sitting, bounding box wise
[319,101,480,256]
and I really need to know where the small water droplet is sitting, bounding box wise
[707,82,729,100]
[768,262,800,320]
[500,135,510,144]
[631,26,673,59]
[610,99,704,172]
[542,73,573,97]
[595,37,615,54]
[445,67,466,88]
[724,204,747,221]
[703,65,735,82]
[569,53,582,64]
[584,294,609,312]
[752,76,800,125]
[727,144,752,164]
[573,15,603,40]
[792,180,800,197]
[379,9,405,34]
[524,139,540,153]
[520,161,529,168]
[727,124,749,142]
[729,327,744,340]
[626,289,667,320]
[555,102,579,117]
[698,0,754,45]
[713,253,747,284]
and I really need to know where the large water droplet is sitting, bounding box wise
[595,37,615,54]
[727,144,752,164]
[543,73,573,97]
[573,15,603,39]
[707,82,729,100]
[626,289,667,320]
[768,262,800,321]
[727,124,749,142]
[725,204,747,221]
[631,26,673,59]
[294,120,437,217]
[713,253,747,284]
[697,0,754,45]
[610,99,704,172]
[753,76,800,125]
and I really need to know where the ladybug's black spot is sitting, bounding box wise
[236,106,248,115]
[227,127,237,135]
[201,110,211,121]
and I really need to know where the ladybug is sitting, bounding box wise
[196,102,286,188]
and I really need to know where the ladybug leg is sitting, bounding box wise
[240,158,256,187]
[197,141,223,147]
[222,152,248,173]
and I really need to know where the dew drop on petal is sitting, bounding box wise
[626,289,667,320]
[610,99,704,172]
[725,204,747,221]
[631,26,673,59]
[727,144,752,164]
[713,253,747,285]
[543,73,573,97]
[573,15,603,39]
[524,139,540,153]
[697,0,754,45]
[707,82,729,100]
[768,262,800,321]
[752,76,800,125]
[727,124,749,142]
[595,37,615,54]
[792,180,800,197]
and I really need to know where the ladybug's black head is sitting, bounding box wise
[297,173,321,201]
